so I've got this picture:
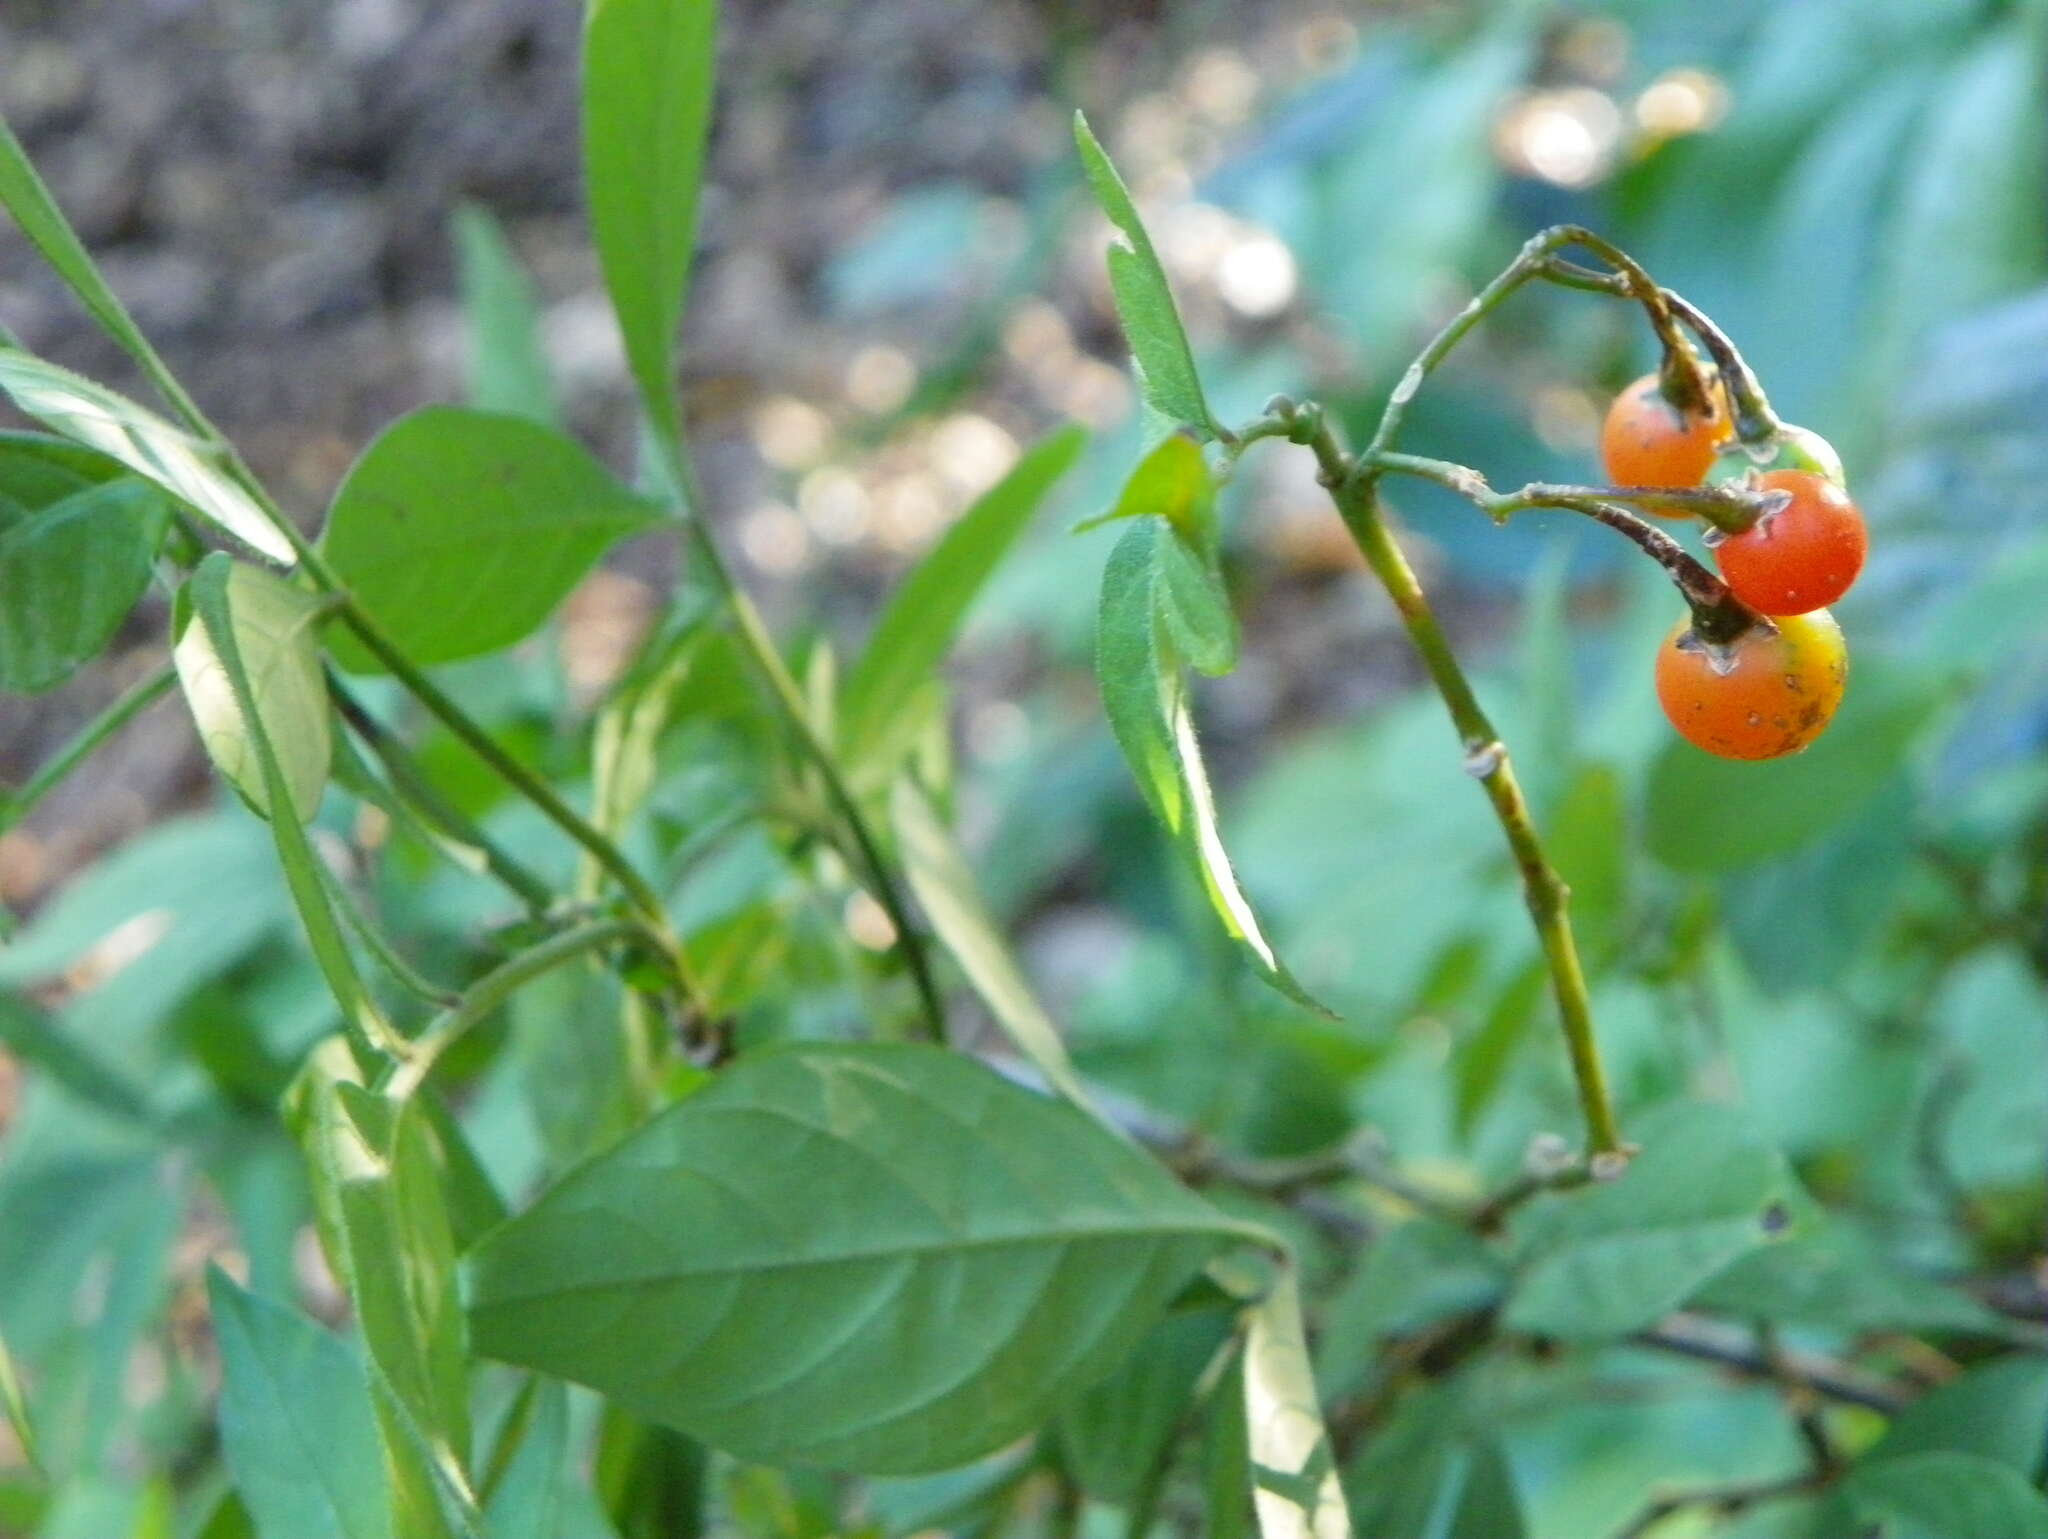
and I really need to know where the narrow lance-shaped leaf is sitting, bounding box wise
[1098,516,1324,1014]
[583,0,717,453]
[468,1043,1253,1475]
[840,424,1087,771]
[207,1269,390,1539]
[0,436,171,692]
[320,406,664,673]
[1243,1268,1351,1539]
[0,1325,39,1477]
[0,112,215,440]
[173,558,333,824]
[1073,113,1220,441]
[481,1379,570,1539]
[289,1045,478,1539]
[890,775,1092,1109]
[453,203,558,426]
[0,347,292,562]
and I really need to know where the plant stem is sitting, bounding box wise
[1659,289,1783,447]
[1613,1472,1825,1539]
[669,484,948,1045]
[382,917,648,1100]
[1362,223,1699,466]
[1,662,175,830]
[330,680,557,915]
[316,856,462,1009]
[1635,1316,1906,1415]
[1367,451,1769,641]
[1302,419,1624,1156]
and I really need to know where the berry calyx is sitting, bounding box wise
[1714,470,1867,616]
[1655,609,1847,761]
[1600,372,1728,496]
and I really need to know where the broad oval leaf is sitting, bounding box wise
[1057,1309,1232,1504]
[320,407,664,673]
[0,435,171,693]
[1099,518,1322,1013]
[840,425,1086,772]
[207,1269,390,1539]
[584,0,716,445]
[467,1042,1246,1475]
[1073,114,1219,441]
[1503,1102,1795,1340]
[0,347,292,562]
[174,558,333,824]
[1833,1451,2048,1539]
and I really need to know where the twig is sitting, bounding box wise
[0,662,175,831]
[1613,1471,1825,1539]
[1634,1315,1909,1416]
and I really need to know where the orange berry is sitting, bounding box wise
[1600,372,1727,496]
[1714,470,1867,616]
[1654,609,1847,761]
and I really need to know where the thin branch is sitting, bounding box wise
[1613,1471,1825,1539]
[1634,1315,1910,1416]
[1,662,175,831]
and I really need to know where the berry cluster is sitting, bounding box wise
[1602,373,1867,761]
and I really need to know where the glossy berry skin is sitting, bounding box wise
[1655,609,1847,761]
[1601,373,1726,496]
[1715,470,1867,616]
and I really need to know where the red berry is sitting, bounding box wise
[1601,372,1726,496]
[1714,470,1867,616]
[1655,610,1848,761]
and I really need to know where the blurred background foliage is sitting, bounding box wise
[2,0,2047,1535]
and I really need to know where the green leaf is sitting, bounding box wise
[1721,775,1915,992]
[1646,659,1946,874]
[1073,113,1219,440]
[0,1326,39,1477]
[1203,1356,1254,1539]
[594,1410,707,1539]
[453,204,558,426]
[1869,1357,2048,1475]
[1865,23,2048,432]
[0,347,291,562]
[1076,432,1214,546]
[1318,1219,1508,1395]
[0,115,188,410]
[0,439,170,693]
[840,425,1086,770]
[289,1047,476,1539]
[481,1379,568,1539]
[1833,1451,2048,1539]
[467,1042,1245,1475]
[1057,1309,1232,1504]
[1544,764,1628,967]
[1099,518,1323,1013]
[206,1269,390,1539]
[889,776,1091,1109]
[1504,1103,1794,1340]
[0,994,151,1126]
[173,558,333,824]
[1691,1222,2002,1335]
[583,0,716,447]
[1242,1268,1351,1539]
[320,407,663,672]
